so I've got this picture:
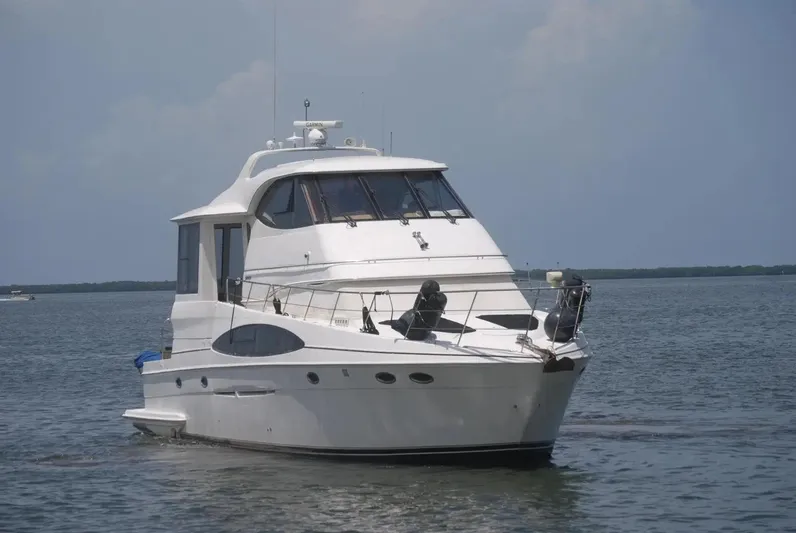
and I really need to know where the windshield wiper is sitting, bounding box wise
[362,181,408,225]
[319,192,356,227]
[411,184,456,224]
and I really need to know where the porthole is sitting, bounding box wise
[307,372,320,385]
[375,372,396,384]
[200,376,208,388]
[409,372,434,385]
[175,377,182,388]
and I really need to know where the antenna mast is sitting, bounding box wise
[272,1,277,141]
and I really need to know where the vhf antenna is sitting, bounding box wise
[272,1,277,141]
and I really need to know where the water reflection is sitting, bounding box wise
[143,439,588,532]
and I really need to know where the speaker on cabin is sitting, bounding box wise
[392,280,448,341]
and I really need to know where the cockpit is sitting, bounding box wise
[254,170,471,229]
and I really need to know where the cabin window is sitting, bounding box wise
[315,174,378,222]
[255,177,314,229]
[214,224,244,303]
[211,324,305,357]
[361,172,425,220]
[254,171,470,228]
[176,223,200,294]
[406,171,469,218]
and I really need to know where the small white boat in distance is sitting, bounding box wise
[2,290,35,301]
[123,117,594,466]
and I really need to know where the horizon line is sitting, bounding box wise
[2,263,795,289]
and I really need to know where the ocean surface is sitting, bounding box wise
[1,276,795,533]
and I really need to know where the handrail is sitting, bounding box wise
[238,279,553,297]
[224,277,590,354]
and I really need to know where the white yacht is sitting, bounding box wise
[123,119,594,465]
[2,290,35,301]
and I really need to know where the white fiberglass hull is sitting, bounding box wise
[123,347,589,465]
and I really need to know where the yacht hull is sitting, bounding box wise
[124,350,588,466]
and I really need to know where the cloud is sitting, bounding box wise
[496,0,699,183]
[514,0,697,87]
[83,60,275,206]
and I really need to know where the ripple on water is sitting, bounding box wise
[1,278,795,532]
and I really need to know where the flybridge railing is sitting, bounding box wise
[224,277,591,352]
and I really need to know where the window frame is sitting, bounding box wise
[360,171,427,221]
[254,177,315,229]
[214,223,244,303]
[176,222,200,295]
[404,170,472,219]
[312,173,380,223]
[252,170,472,229]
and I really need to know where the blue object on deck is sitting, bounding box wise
[134,350,162,369]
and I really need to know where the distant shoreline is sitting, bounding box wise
[2,265,794,295]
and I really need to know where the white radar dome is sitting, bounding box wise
[307,128,327,146]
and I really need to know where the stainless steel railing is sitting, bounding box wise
[223,276,591,352]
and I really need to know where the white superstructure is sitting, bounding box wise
[123,119,594,465]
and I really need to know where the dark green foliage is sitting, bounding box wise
[2,265,794,295]
[513,265,796,281]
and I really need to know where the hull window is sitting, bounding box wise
[212,324,305,357]
[409,372,434,385]
[375,372,397,384]
[176,223,200,294]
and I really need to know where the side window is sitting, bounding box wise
[211,324,305,356]
[255,178,314,229]
[407,171,469,218]
[176,223,200,294]
[315,174,377,222]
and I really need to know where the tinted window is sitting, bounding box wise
[316,174,377,222]
[176,223,200,294]
[214,224,244,302]
[256,178,314,229]
[212,324,305,357]
[362,172,425,220]
[407,171,469,218]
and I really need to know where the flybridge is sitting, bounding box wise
[237,119,382,181]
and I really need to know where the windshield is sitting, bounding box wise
[361,172,425,220]
[255,171,470,229]
[315,174,378,222]
[406,171,468,218]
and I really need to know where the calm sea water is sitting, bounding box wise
[1,276,795,533]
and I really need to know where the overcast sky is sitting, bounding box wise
[1,0,794,284]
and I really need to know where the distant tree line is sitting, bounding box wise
[2,265,794,295]
[1,280,176,295]
[513,264,796,281]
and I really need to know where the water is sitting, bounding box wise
[1,276,795,532]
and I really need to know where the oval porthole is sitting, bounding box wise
[307,372,320,385]
[175,377,182,388]
[375,372,396,384]
[409,372,434,385]
[200,376,208,388]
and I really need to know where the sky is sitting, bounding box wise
[1,0,794,284]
